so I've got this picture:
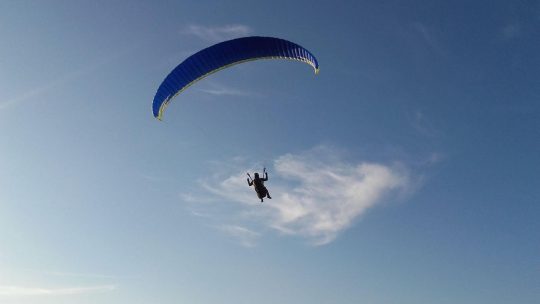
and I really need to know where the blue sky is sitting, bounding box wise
[0,0,539,303]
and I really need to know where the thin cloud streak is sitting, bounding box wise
[189,146,413,245]
[501,23,521,39]
[183,24,253,42]
[409,109,440,137]
[0,285,116,297]
[198,87,252,96]
[413,22,446,56]
[0,69,84,110]
[46,271,136,279]
[219,225,260,247]
[0,47,131,111]
[197,81,253,97]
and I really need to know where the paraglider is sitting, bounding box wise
[153,37,318,203]
[247,168,272,203]
[152,36,319,120]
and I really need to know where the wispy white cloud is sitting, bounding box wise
[413,22,446,56]
[198,87,251,97]
[425,152,444,165]
[197,81,253,97]
[182,24,253,42]
[0,48,129,111]
[409,109,439,137]
[219,225,260,247]
[187,146,414,245]
[46,271,136,279]
[0,70,81,110]
[501,23,521,39]
[0,285,115,297]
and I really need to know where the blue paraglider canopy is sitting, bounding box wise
[152,36,319,120]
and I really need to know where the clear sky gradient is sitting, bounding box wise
[0,1,539,303]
